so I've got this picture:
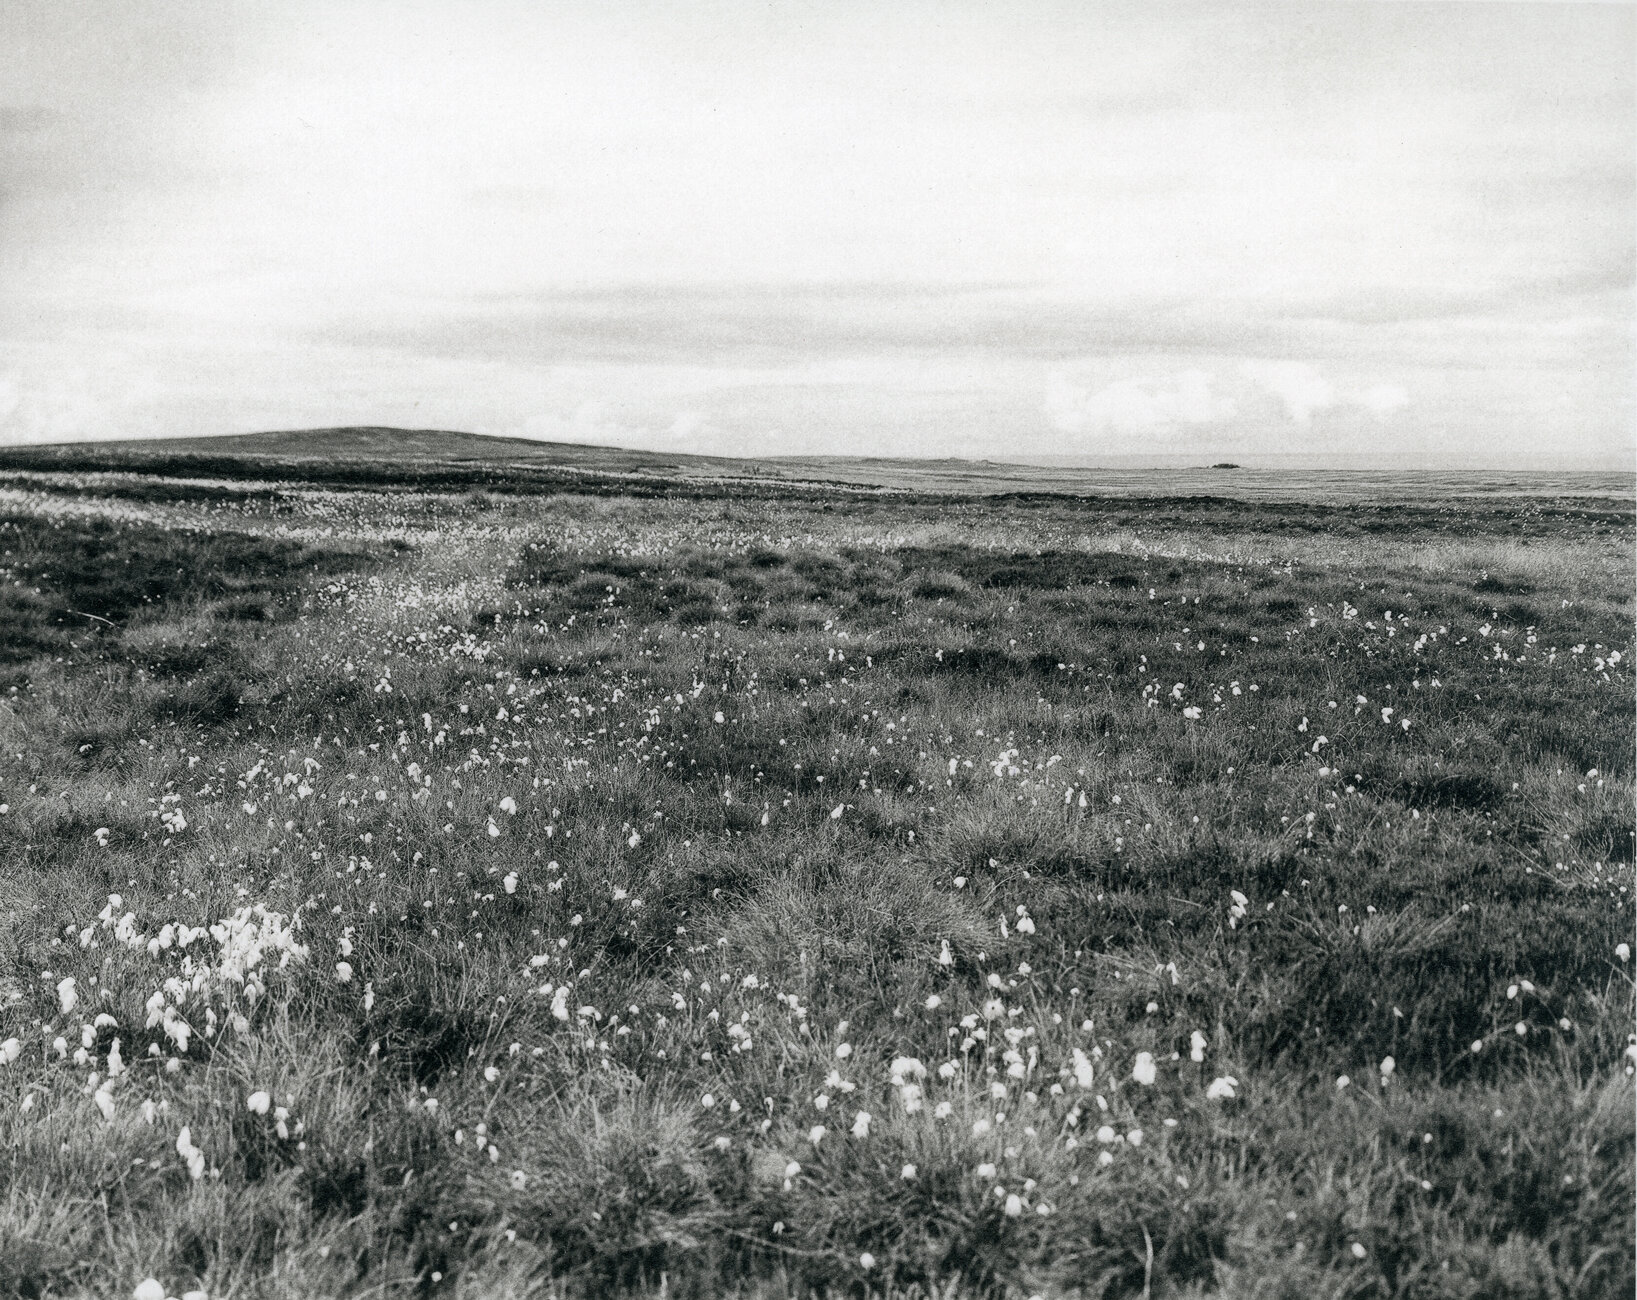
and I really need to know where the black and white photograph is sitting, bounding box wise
[0,3,1631,1297]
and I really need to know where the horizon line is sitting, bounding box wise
[1,424,1631,476]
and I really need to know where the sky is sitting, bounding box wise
[0,1,1631,466]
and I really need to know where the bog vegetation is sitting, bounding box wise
[0,461,1631,1299]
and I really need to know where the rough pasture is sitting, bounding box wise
[0,469,1631,1299]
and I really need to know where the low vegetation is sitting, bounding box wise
[0,461,1630,1299]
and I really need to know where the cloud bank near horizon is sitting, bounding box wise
[0,1,1630,465]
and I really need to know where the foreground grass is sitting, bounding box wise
[0,473,1631,1299]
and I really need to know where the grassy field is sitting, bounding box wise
[0,445,1631,1299]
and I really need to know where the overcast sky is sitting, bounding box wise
[0,1,1631,465]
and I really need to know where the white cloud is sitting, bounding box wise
[0,365,113,443]
[1045,368,1235,436]
[1240,361,1336,425]
[1357,382,1410,417]
[521,400,639,446]
[1239,361,1413,424]
[520,400,717,450]
[666,410,704,441]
